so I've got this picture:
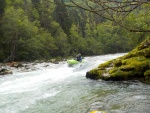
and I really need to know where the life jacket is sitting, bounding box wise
[77,56,82,61]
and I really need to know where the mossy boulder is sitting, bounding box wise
[86,38,150,84]
[144,70,150,79]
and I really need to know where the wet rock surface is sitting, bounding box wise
[86,39,150,84]
[0,59,65,75]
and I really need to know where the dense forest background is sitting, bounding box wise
[0,0,149,62]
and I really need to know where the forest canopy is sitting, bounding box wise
[0,0,149,62]
[67,0,150,32]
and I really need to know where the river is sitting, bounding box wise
[0,53,150,113]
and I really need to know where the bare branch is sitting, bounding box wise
[70,0,114,21]
[48,0,150,32]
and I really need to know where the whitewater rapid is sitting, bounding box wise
[0,53,150,113]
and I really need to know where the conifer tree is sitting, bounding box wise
[53,0,72,36]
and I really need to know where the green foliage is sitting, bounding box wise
[0,0,5,15]
[123,4,150,32]
[144,70,150,78]
[53,27,70,57]
[0,49,5,60]
[53,1,72,36]
[96,21,133,54]
[0,0,149,61]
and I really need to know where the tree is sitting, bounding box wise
[2,7,24,61]
[0,0,5,18]
[67,0,150,32]
[53,27,70,57]
[53,0,72,36]
[0,0,6,61]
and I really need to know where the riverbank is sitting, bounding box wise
[86,38,150,84]
[0,59,66,75]
[0,53,150,113]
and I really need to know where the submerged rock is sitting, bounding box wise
[86,38,150,84]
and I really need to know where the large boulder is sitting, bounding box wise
[86,38,150,84]
[0,68,13,75]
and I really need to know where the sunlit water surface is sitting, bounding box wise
[0,53,150,113]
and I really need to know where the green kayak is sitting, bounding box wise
[67,59,83,65]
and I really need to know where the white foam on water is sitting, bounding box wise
[0,53,132,113]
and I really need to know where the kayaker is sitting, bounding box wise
[76,53,82,61]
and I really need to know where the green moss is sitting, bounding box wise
[87,56,150,81]
[109,68,118,74]
[120,57,149,72]
[86,68,104,80]
[122,39,150,59]
[108,70,137,81]
[138,39,150,50]
[89,68,99,75]
[86,39,150,84]
[108,71,126,80]
[144,70,150,78]
[98,60,112,69]
[143,48,150,58]
[122,57,146,65]
[119,65,134,71]
[113,59,122,67]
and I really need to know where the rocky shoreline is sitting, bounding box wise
[86,38,150,84]
[0,59,65,75]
